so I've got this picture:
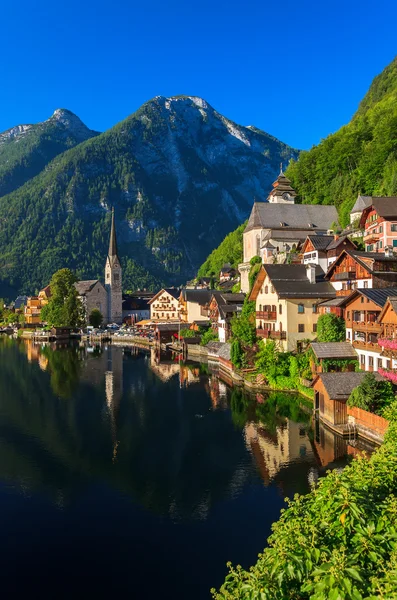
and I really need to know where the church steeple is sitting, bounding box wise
[105,207,122,324]
[108,207,120,265]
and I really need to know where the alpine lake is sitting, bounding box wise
[0,337,377,599]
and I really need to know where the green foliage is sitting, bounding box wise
[248,262,261,292]
[89,308,103,328]
[321,357,359,372]
[41,268,83,328]
[180,328,196,338]
[249,255,261,266]
[286,56,397,227]
[213,398,397,600]
[230,339,243,368]
[317,313,346,342]
[348,372,395,414]
[230,300,256,347]
[255,340,313,391]
[200,329,218,346]
[198,222,246,278]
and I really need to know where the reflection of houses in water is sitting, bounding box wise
[179,364,201,387]
[312,418,376,467]
[245,420,314,485]
[205,376,228,409]
[149,348,180,382]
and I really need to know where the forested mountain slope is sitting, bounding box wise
[0,109,99,197]
[0,96,297,296]
[286,56,397,226]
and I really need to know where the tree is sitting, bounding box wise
[179,328,196,338]
[348,372,395,414]
[316,313,346,342]
[89,308,103,328]
[231,300,257,347]
[230,339,243,368]
[200,329,218,346]
[41,268,83,328]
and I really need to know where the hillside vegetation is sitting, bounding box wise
[197,222,246,277]
[286,56,397,226]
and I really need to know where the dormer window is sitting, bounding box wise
[280,222,287,227]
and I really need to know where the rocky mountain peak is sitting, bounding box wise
[48,108,99,139]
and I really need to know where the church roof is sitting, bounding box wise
[350,195,372,215]
[74,280,102,295]
[245,203,339,233]
[107,207,120,266]
[267,170,297,200]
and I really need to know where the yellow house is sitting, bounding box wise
[178,289,212,324]
[148,288,180,321]
[25,285,51,324]
[249,264,336,351]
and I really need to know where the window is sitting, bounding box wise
[364,281,368,288]
[312,304,317,314]
[379,241,383,249]
[347,331,351,339]
[259,304,262,311]
[360,354,365,366]
[391,224,397,232]
[114,273,119,281]
[298,324,305,333]
[361,296,364,303]
[271,286,274,293]
[379,226,383,233]
[369,356,374,367]
[313,323,317,333]
[298,304,304,314]
[265,286,268,294]
[347,311,350,320]
[279,305,282,315]
[393,240,397,248]
[377,358,382,370]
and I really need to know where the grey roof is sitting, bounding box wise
[318,297,346,307]
[181,288,213,305]
[386,296,397,314]
[74,280,101,295]
[122,297,150,310]
[245,203,339,233]
[217,343,232,360]
[318,372,383,401]
[218,304,239,320]
[263,230,309,241]
[350,251,397,273]
[311,342,357,360]
[350,195,372,214]
[305,235,334,251]
[326,235,355,250]
[264,264,336,299]
[343,287,397,308]
[206,341,223,354]
[367,197,397,218]
[211,292,245,305]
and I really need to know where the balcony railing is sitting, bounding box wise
[256,310,277,320]
[352,340,379,351]
[257,329,286,340]
[333,271,356,281]
[351,321,382,333]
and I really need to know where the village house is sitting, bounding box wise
[179,289,213,324]
[239,172,339,292]
[301,234,356,272]
[339,287,397,372]
[207,292,245,341]
[122,297,151,324]
[249,264,336,352]
[350,195,373,225]
[377,296,397,370]
[149,289,180,321]
[317,297,345,317]
[219,263,237,282]
[359,197,397,252]
[25,285,52,324]
[326,249,397,296]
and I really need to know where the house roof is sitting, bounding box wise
[122,297,150,310]
[318,297,346,307]
[378,296,397,323]
[326,235,355,251]
[218,304,239,320]
[317,372,383,401]
[350,195,372,215]
[39,285,52,297]
[311,342,357,360]
[245,203,339,233]
[217,343,232,360]
[339,287,397,308]
[148,288,180,304]
[74,280,101,295]
[304,235,334,251]
[367,197,397,218]
[258,264,336,299]
[180,288,214,305]
[211,292,245,306]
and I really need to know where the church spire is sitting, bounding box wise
[108,207,119,261]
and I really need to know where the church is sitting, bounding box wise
[74,208,123,324]
[239,169,339,293]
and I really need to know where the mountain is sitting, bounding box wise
[0,96,298,297]
[286,56,397,226]
[0,109,99,197]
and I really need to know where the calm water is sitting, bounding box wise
[0,339,370,599]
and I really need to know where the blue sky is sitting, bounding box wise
[0,0,396,150]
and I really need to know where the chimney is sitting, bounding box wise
[334,234,339,241]
[306,264,316,284]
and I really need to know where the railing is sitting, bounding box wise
[256,310,277,320]
[351,321,382,333]
[336,289,355,297]
[256,329,286,340]
[333,271,356,281]
[352,340,379,351]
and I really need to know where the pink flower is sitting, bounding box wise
[379,368,397,383]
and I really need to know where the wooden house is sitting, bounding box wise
[301,235,356,272]
[326,250,397,296]
[359,197,397,252]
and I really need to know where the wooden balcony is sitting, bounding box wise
[256,310,277,320]
[352,340,380,352]
[336,289,354,297]
[257,329,286,340]
[351,321,382,333]
[333,271,356,281]
[364,231,380,243]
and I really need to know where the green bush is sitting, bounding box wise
[317,313,346,342]
[347,372,395,415]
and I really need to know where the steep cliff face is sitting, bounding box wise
[0,108,99,197]
[0,96,298,295]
